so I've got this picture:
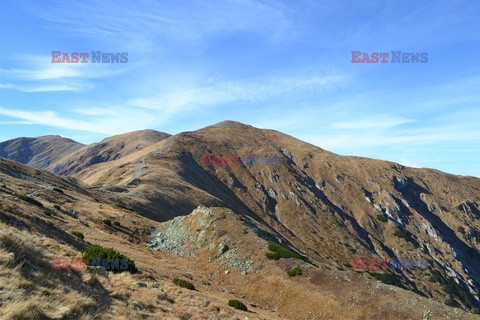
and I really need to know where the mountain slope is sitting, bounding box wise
[60,120,480,312]
[0,135,84,168]
[0,130,170,176]
[0,157,478,319]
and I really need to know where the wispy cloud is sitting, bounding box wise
[0,55,130,92]
[128,72,350,115]
[19,0,296,49]
[331,116,414,129]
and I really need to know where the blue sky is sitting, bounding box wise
[0,0,479,177]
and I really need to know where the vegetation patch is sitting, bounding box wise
[265,241,307,261]
[457,226,466,234]
[52,187,64,194]
[369,271,404,289]
[428,269,478,312]
[287,267,302,277]
[71,231,84,239]
[115,203,132,211]
[54,204,61,210]
[393,229,407,239]
[102,219,112,226]
[172,278,196,290]
[376,214,388,222]
[228,299,248,311]
[82,245,137,273]
[42,210,52,216]
[113,221,121,227]
[17,194,43,207]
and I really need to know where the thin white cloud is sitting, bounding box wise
[331,116,414,129]
[128,73,350,114]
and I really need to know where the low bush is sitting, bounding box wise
[428,269,478,311]
[54,204,61,210]
[42,210,52,216]
[71,231,84,239]
[376,214,388,222]
[393,229,407,239]
[115,203,132,210]
[53,187,64,194]
[82,245,137,273]
[265,241,307,261]
[228,299,248,311]
[287,267,302,277]
[103,219,112,226]
[113,221,121,227]
[17,194,43,207]
[172,278,196,290]
[458,226,466,234]
[369,272,404,288]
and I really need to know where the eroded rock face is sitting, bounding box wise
[148,206,257,274]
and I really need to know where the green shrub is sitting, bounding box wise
[376,214,388,222]
[172,278,196,290]
[287,267,302,277]
[1,184,7,188]
[82,245,137,273]
[54,204,61,210]
[115,203,132,210]
[429,270,442,283]
[17,194,43,207]
[103,219,112,226]
[72,231,84,239]
[393,229,407,239]
[369,272,404,288]
[42,210,52,216]
[52,187,64,194]
[265,241,307,261]
[428,269,478,311]
[113,221,121,227]
[228,299,248,311]
[458,226,466,234]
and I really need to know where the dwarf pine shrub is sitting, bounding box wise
[228,299,248,311]
[287,267,302,277]
[17,194,43,207]
[265,241,307,261]
[172,278,196,290]
[82,245,137,273]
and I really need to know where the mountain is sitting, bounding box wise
[0,135,83,168]
[0,129,170,175]
[1,120,480,319]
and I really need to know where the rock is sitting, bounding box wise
[218,244,229,255]
[24,259,43,271]
[132,301,144,310]
[77,219,89,227]
[204,300,211,307]
[225,270,230,274]
[66,209,78,218]
[88,266,108,277]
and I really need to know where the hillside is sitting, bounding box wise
[0,157,478,319]
[1,120,480,318]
